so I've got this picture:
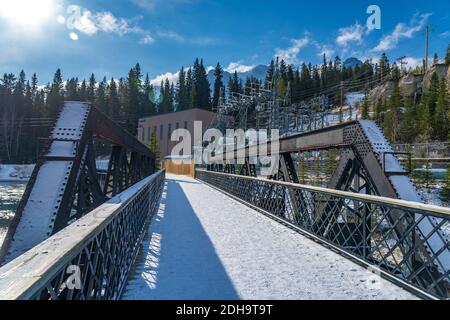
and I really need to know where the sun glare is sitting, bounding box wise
[0,0,55,28]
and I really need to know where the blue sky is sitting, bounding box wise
[0,0,449,84]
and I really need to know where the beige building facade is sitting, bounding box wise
[137,108,232,157]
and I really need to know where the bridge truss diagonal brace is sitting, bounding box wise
[1,101,156,264]
[206,119,449,297]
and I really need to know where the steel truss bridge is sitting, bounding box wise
[0,102,448,300]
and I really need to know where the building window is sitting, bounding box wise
[176,122,179,129]
[184,121,188,129]
[160,125,163,140]
[168,124,172,139]
[147,127,151,142]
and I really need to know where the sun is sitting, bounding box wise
[0,0,56,28]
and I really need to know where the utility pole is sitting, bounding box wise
[425,25,430,71]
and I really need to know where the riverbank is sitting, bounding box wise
[0,165,35,182]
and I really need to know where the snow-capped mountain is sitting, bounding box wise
[207,64,268,90]
[151,64,268,92]
[343,57,363,69]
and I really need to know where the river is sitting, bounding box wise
[0,182,26,245]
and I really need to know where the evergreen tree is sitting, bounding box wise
[46,69,64,117]
[65,78,79,101]
[176,67,189,111]
[445,44,450,65]
[292,68,301,103]
[212,63,224,109]
[228,71,241,97]
[374,97,383,121]
[418,160,435,189]
[265,60,275,90]
[87,73,96,102]
[169,83,175,111]
[118,77,128,111]
[30,73,38,100]
[126,63,143,134]
[142,74,156,116]
[400,96,416,143]
[379,53,390,81]
[433,53,439,65]
[361,88,370,120]
[442,164,450,203]
[384,80,402,143]
[107,78,121,118]
[433,77,449,140]
[417,94,431,141]
[147,129,161,169]
[299,63,312,99]
[191,59,211,110]
[79,80,88,101]
[95,77,108,114]
[160,78,172,114]
[428,72,440,120]
[185,67,193,109]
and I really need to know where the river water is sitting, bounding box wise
[0,182,25,245]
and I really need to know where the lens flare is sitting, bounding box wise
[0,0,55,28]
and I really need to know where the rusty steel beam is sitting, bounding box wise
[209,121,355,162]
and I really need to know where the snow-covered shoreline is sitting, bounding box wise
[0,164,35,182]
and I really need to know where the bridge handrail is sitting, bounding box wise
[195,170,450,218]
[0,169,166,300]
[195,169,449,299]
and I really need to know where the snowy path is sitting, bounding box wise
[123,174,418,300]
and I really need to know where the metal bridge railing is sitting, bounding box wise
[195,169,450,299]
[0,170,165,300]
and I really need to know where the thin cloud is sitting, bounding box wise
[156,30,185,42]
[274,35,310,64]
[150,64,214,86]
[225,62,256,73]
[131,0,195,12]
[156,30,219,45]
[403,57,422,69]
[150,71,180,86]
[131,0,159,11]
[336,23,365,47]
[313,40,335,59]
[372,13,431,52]
[140,34,155,45]
[68,5,153,44]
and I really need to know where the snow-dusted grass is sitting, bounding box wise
[123,174,418,300]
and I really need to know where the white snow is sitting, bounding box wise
[5,161,73,261]
[0,229,6,246]
[345,92,365,108]
[0,165,35,182]
[123,174,418,300]
[96,160,109,171]
[4,102,91,262]
[359,120,449,276]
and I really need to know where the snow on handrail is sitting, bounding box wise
[195,169,450,217]
[0,170,165,300]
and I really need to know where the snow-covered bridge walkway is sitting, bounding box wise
[123,174,417,300]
